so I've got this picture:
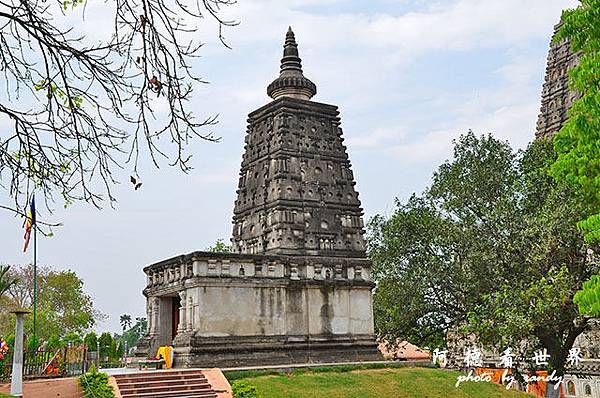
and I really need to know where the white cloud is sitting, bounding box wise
[387,128,457,163]
[346,126,408,150]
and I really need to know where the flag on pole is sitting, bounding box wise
[23,196,36,252]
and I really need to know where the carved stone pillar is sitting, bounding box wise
[150,297,160,335]
[178,290,187,334]
[146,298,152,335]
[186,295,194,332]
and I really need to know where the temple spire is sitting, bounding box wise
[267,27,317,101]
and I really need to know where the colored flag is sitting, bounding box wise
[23,196,36,252]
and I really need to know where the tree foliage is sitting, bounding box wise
[206,238,232,253]
[98,332,114,359]
[121,317,147,351]
[550,0,600,243]
[0,265,18,297]
[0,0,237,216]
[84,331,98,350]
[79,367,115,398]
[0,264,104,342]
[119,314,132,332]
[368,133,598,376]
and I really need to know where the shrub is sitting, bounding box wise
[46,335,62,350]
[232,380,259,398]
[78,367,115,398]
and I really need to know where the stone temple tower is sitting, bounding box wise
[232,27,367,259]
[536,21,580,139]
[138,28,381,368]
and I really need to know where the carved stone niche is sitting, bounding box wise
[314,264,323,280]
[354,265,363,280]
[222,260,231,276]
[290,263,300,280]
[334,264,343,280]
[323,266,333,280]
[208,259,218,275]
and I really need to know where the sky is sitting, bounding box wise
[0,0,579,332]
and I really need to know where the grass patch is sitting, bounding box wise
[228,366,531,398]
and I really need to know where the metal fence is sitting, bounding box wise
[0,345,90,381]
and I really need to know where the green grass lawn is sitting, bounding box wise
[231,367,531,398]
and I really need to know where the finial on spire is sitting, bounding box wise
[267,27,317,101]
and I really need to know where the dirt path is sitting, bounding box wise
[0,377,83,397]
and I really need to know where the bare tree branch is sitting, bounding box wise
[0,0,237,216]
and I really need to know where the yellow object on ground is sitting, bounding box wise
[156,346,172,369]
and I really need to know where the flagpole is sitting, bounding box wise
[33,216,37,346]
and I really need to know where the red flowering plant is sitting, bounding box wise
[0,338,11,381]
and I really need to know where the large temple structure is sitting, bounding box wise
[136,28,382,368]
[535,21,580,139]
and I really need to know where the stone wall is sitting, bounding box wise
[139,251,381,367]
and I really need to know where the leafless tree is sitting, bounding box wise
[0,0,237,222]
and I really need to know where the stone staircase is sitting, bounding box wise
[113,370,219,398]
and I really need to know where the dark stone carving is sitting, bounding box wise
[232,31,367,258]
[536,21,580,139]
[267,27,317,100]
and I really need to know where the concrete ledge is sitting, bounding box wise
[174,334,383,368]
[222,359,433,372]
[203,368,233,398]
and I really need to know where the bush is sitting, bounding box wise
[45,335,61,350]
[232,380,259,398]
[78,367,115,398]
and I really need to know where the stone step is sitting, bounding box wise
[119,381,212,395]
[117,377,208,389]
[115,374,208,384]
[113,370,206,380]
[114,373,205,383]
[120,390,217,398]
[113,369,219,398]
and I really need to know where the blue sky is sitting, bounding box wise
[0,0,578,332]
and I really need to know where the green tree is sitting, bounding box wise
[122,318,147,350]
[206,239,232,253]
[550,0,600,244]
[369,133,598,394]
[0,265,17,298]
[45,335,61,351]
[0,265,104,343]
[115,340,124,359]
[119,315,132,333]
[84,332,98,351]
[550,0,600,320]
[33,270,102,339]
[62,332,83,346]
[98,333,113,360]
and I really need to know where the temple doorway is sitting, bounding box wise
[171,296,181,342]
